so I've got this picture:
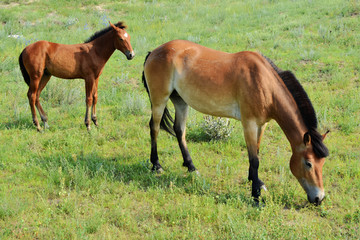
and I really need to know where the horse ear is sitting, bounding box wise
[109,21,118,30]
[303,132,311,146]
[322,130,330,141]
[117,21,127,29]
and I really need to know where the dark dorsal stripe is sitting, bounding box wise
[263,55,329,158]
[84,22,126,43]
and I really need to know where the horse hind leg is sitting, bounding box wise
[170,92,196,172]
[35,73,51,129]
[149,101,169,172]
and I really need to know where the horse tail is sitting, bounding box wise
[142,52,176,137]
[19,50,30,86]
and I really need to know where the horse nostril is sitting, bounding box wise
[315,197,321,205]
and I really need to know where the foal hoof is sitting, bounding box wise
[36,125,42,132]
[261,184,268,192]
[92,117,98,126]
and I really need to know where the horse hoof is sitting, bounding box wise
[157,168,165,174]
[44,122,50,129]
[261,184,268,192]
[190,170,200,176]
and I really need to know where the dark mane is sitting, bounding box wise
[84,22,126,43]
[263,55,329,158]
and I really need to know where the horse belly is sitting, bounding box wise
[46,45,83,79]
[175,86,242,120]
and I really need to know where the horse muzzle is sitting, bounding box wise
[299,178,325,205]
[125,50,135,60]
[307,190,325,206]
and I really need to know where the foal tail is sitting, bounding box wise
[19,51,30,86]
[142,52,176,136]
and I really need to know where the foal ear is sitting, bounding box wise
[303,132,311,146]
[109,21,118,30]
[322,130,330,141]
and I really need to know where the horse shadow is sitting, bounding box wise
[1,118,34,130]
[32,151,255,206]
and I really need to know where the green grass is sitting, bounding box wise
[1,0,359,239]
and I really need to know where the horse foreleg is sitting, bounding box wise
[243,120,266,202]
[171,94,196,172]
[36,74,51,129]
[257,123,268,154]
[91,78,99,127]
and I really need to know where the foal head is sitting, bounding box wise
[290,131,329,205]
[109,21,134,60]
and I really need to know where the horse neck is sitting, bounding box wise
[272,90,308,152]
[87,30,116,63]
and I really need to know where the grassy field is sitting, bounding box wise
[0,0,359,239]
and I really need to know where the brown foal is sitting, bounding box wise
[19,21,134,131]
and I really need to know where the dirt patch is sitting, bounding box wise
[0,2,19,9]
[81,4,107,11]
[95,5,106,12]
[1,0,38,9]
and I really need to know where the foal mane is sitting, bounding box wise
[84,22,127,43]
[263,55,329,158]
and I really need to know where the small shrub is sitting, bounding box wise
[112,93,147,119]
[41,80,82,107]
[201,116,233,140]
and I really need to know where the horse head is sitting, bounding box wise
[109,21,134,60]
[290,131,329,205]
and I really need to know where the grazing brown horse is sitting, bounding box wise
[19,21,134,131]
[142,40,329,204]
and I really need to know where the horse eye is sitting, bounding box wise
[305,161,312,168]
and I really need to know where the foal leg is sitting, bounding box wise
[242,120,266,202]
[35,73,51,129]
[170,94,196,172]
[84,78,96,130]
[91,78,99,127]
[27,77,41,131]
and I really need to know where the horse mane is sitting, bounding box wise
[263,55,329,158]
[84,22,127,43]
